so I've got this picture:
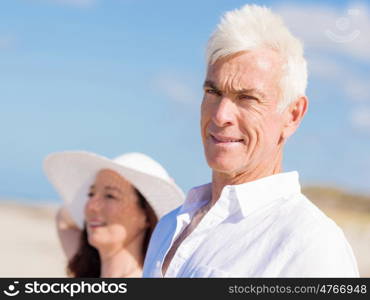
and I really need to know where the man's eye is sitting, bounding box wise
[88,192,94,198]
[238,94,257,101]
[205,88,220,96]
[105,194,116,199]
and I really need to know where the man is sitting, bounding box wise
[143,4,359,277]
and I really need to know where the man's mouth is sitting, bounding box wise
[210,133,245,144]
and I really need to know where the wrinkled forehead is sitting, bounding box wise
[205,49,284,95]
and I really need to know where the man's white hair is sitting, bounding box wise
[206,4,307,111]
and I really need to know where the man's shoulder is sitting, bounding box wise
[282,192,330,221]
[277,194,359,276]
[278,193,348,244]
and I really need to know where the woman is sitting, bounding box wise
[44,151,184,277]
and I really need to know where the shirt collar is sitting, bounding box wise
[180,171,301,218]
[232,171,301,217]
[180,182,212,214]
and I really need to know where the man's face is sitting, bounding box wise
[201,49,288,177]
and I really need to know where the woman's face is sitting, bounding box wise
[84,169,149,252]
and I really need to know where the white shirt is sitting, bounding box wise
[143,171,359,277]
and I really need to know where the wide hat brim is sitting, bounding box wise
[44,151,185,228]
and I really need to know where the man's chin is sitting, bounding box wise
[207,158,243,176]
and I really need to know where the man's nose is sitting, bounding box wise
[212,97,236,127]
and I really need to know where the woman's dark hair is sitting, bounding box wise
[67,189,158,277]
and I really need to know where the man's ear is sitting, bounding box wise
[281,96,308,141]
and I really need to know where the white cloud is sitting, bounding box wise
[275,2,370,62]
[343,77,370,102]
[274,2,370,135]
[153,73,199,105]
[350,108,370,131]
[308,55,370,103]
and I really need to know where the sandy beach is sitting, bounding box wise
[0,201,66,277]
[0,187,369,277]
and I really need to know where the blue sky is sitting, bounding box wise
[0,0,369,202]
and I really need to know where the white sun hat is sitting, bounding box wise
[43,151,185,228]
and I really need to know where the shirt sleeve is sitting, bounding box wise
[280,219,360,277]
